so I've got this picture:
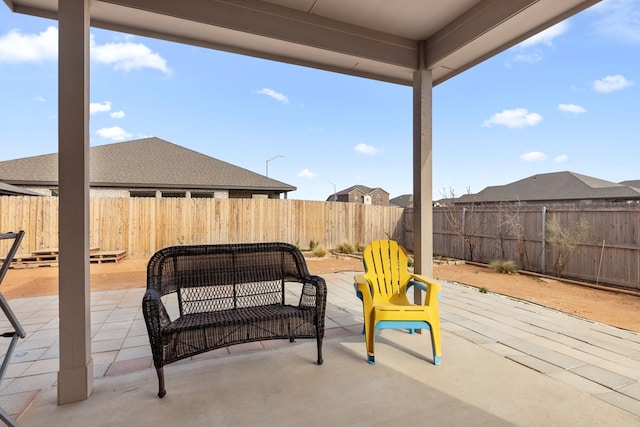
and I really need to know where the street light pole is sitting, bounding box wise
[266,155,284,177]
[328,181,337,201]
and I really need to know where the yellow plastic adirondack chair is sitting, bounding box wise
[354,240,442,365]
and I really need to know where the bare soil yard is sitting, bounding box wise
[2,254,639,333]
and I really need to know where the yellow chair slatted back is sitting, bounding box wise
[362,240,411,302]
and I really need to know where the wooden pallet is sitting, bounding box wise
[90,250,127,264]
[1,248,126,268]
[5,258,58,269]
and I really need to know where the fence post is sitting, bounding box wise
[461,207,466,260]
[541,206,546,274]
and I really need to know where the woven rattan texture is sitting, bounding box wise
[142,242,326,397]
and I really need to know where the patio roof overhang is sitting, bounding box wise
[3,0,601,407]
[6,0,600,86]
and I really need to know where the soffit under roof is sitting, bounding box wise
[5,0,600,86]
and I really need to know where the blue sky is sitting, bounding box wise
[0,1,638,201]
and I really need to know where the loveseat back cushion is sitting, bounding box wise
[147,242,311,316]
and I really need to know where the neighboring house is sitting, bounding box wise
[454,171,640,206]
[391,194,451,208]
[0,137,296,199]
[328,185,389,205]
[390,194,413,208]
[619,180,640,189]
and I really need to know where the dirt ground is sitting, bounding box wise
[2,254,639,333]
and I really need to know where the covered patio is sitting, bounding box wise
[3,0,606,411]
[1,272,639,424]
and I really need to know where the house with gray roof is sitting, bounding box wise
[619,180,640,190]
[327,185,389,205]
[0,137,296,199]
[390,194,413,208]
[455,171,640,206]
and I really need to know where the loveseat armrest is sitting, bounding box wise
[298,274,327,311]
[142,288,171,368]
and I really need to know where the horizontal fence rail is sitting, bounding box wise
[0,196,406,260]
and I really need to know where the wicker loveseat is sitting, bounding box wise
[142,242,327,398]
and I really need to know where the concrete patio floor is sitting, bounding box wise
[1,271,639,426]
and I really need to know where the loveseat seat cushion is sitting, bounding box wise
[160,304,319,362]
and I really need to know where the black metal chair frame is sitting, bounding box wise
[0,231,27,427]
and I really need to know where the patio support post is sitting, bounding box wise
[412,63,434,303]
[57,0,93,404]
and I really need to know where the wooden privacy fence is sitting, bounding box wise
[0,196,405,260]
[416,204,640,290]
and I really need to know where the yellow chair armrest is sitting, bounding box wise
[354,274,372,300]
[409,273,442,306]
[354,273,376,314]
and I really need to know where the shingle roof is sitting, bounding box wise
[390,194,412,208]
[459,171,640,204]
[336,185,372,196]
[0,137,296,192]
[619,180,640,189]
[335,185,389,196]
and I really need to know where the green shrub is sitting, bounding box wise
[309,239,319,250]
[479,287,489,294]
[489,260,519,274]
[407,257,414,268]
[312,245,328,258]
[545,216,590,277]
[334,241,355,254]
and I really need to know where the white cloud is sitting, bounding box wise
[482,108,543,128]
[0,27,171,74]
[354,143,380,154]
[507,21,568,65]
[91,35,171,74]
[96,126,132,141]
[110,110,125,119]
[558,103,587,114]
[35,96,46,103]
[520,151,548,161]
[256,88,289,104]
[90,101,112,114]
[593,74,634,93]
[512,51,543,64]
[0,26,58,63]
[554,154,569,163]
[518,21,569,48]
[297,169,317,179]
[590,0,640,43]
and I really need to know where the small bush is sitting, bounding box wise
[334,241,355,254]
[407,257,414,268]
[312,245,328,258]
[479,287,489,294]
[355,243,365,253]
[489,260,519,274]
[309,239,319,250]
